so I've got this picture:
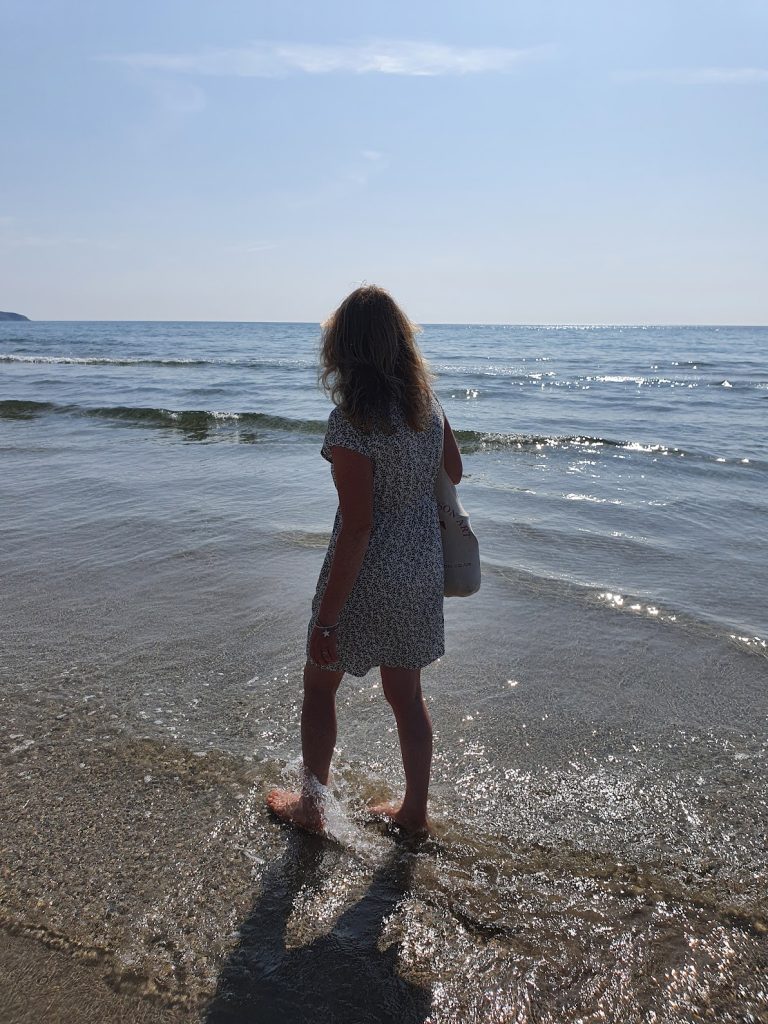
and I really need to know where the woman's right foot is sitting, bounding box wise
[366,800,431,835]
[266,788,325,834]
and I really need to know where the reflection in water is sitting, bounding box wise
[205,829,432,1023]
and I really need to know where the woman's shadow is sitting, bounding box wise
[204,827,433,1023]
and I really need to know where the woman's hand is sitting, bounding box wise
[309,623,339,666]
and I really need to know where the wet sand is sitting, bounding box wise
[0,697,270,1017]
[0,692,436,1022]
[2,589,767,1022]
[0,931,181,1024]
[0,683,457,1023]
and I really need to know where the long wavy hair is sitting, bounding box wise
[319,285,435,434]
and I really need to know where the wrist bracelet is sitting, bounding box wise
[313,618,337,634]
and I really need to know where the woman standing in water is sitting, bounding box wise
[267,285,463,835]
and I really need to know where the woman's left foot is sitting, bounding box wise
[266,788,324,834]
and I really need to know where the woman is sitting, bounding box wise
[267,285,463,835]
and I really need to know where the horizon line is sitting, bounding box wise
[9,318,768,328]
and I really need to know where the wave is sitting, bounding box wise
[453,428,742,463]
[452,428,680,453]
[0,353,315,370]
[1,399,763,467]
[456,431,765,468]
[482,560,767,659]
[1,354,211,366]
[0,399,324,435]
[0,399,59,418]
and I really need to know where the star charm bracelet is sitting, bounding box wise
[315,621,339,638]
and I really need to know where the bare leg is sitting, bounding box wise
[266,661,344,832]
[300,660,344,787]
[368,666,433,832]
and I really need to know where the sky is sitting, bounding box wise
[1,1,766,323]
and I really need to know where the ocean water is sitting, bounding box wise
[1,321,766,1022]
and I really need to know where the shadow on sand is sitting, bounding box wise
[204,827,433,1023]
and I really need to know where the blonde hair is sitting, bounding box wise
[319,285,435,434]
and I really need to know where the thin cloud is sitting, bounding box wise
[99,40,552,78]
[621,67,768,84]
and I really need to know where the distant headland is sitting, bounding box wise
[0,311,30,321]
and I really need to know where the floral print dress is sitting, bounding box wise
[306,392,445,677]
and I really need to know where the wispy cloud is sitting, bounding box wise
[99,40,551,78]
[621,67,768,85]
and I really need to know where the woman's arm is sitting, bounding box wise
[316,445,374,625]
[442,415,463,484]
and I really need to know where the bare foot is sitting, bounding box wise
[367,801,431,835]
[266,788,324,834]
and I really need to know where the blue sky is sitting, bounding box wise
[1,1,766,323]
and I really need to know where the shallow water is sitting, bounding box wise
[1,321,766,1021]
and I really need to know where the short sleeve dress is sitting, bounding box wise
[306,391,446,677]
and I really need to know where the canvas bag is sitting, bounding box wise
[434,461,481,597]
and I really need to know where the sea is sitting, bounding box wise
[1,321,766,1023]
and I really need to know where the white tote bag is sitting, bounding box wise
[434,462,481,597]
